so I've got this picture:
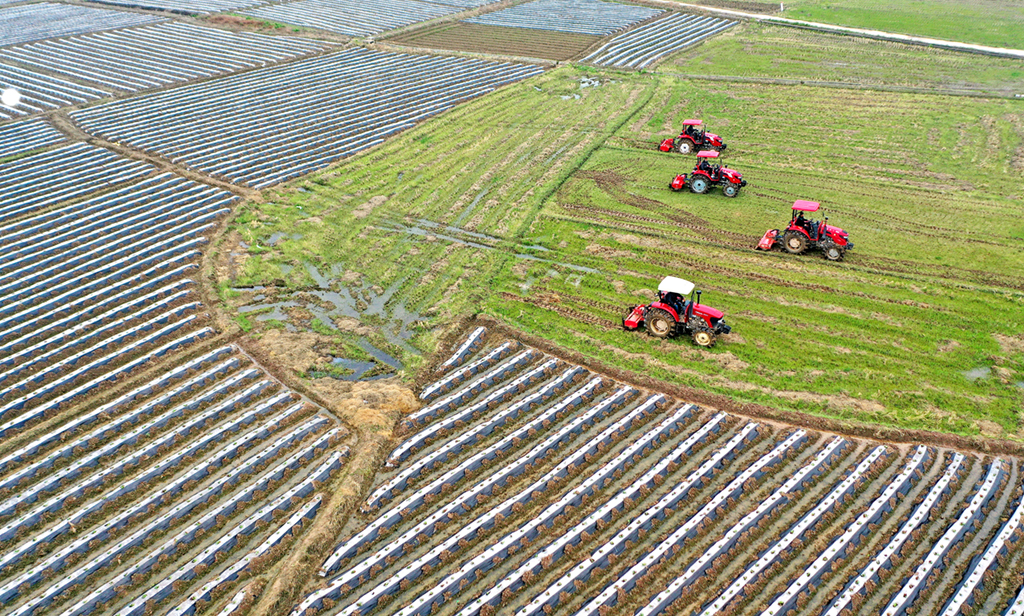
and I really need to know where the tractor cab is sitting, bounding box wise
[693,150,721,180]
[681,118,704,140]
[656,276,695,321]
[789,200,822,239]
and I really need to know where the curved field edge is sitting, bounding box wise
[212,63,1024,441]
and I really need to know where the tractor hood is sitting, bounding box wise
[692,303,724,320]
[826,224,848,239]
[720,167,742,180]
[705,132,724,145]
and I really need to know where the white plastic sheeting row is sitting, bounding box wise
[0,118,65,158]
[529,429,807,616]
[822,453,965,616]
[402,348,539,427]
[759,446,930,616]
[370,366,586,509]
[583,13,736,68]
[242,0,465,38]
[72,49,545,188]
[327,381,624,572]
[168,494,323,616]
[392,409,722,616]
[433,326,487,379]
[696,446,889,616]
[0,61,109,121]
[0,2,161,47]
[628,437,850,616]
[466,418,749,616]
[419,341,515,402]
[0,344,229,473]
[301,393,675,613]
[2,22,329,93]
[388,357,563,466]
[880,460,1005,616]
[465,0,662,36]
[940,479,1024,616]
[0,142,152,223]
[2,422,340,614]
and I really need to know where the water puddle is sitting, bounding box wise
[312,339,404,381]
[962,367,991,381]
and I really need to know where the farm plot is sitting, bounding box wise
[387,22,602,61]
[464,0,663,36]
[0,62,109,121]
[291,331,1024,616]
[0,142,153,222]
[71,49,544,188]
[0,118,65,159]
[0,2,163,48]
[241,0,465,39]
[84,0,263,16]
[0,172,236,441]
[0,342,348,616]
[583,12,736,69]
[0,22,330,94]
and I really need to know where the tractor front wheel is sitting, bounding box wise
[677,141,693,154]
[645,308,677,338]
[722,184,740,198]
[692,329,716,347]
[822,243,844,261]
[690,178,708,194]
[783,231,808,254]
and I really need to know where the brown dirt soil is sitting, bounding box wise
[994,333,1024,355]
[388,22,602,61]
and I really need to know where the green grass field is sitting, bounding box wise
[667,23,1024,96]
[748,0,1024,49]
[219,45,1024,440]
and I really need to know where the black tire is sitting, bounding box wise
[645,308,677,338]
[722,184,740,198]
[692,329,716,347]
[783,231,808,254]
[677,141,693,154]
[822,243,844,261]
[690,177,709,194]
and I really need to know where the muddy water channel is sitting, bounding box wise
[237,263,417,379]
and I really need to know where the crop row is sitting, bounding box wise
[0,340,347,616]
[2,22,329,93]
[242,0,466,38]
[582,12,737,69]
[0,142,153,223]
[0,172,235,439]
[0,118,65,158]
[85,0,263,16]
[0,2,162,48]
[464,0,663,36]
[0,61,109,121]
[71,49,545,188]
[292,336,1024,616]
[431,326,488,382]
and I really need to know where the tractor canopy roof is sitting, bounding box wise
[696,150,719,158]
[792,200,820,212]
[682,119,702,126]
[658,276,695,296]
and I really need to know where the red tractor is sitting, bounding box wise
[623,276,731,347]
[659,119,727,154]
[670,150,746,197]
[757,200,853,261]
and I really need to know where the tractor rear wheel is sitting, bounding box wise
[822,243,844,261]
[645,308,676,338]
[722,184,740,198]
[783,231,808,254]
[690,178,708,194]
[677,141,693,154]
[692,329,716,347]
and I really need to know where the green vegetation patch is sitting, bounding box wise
[228,65,1024,439]
[666,23,1024,96]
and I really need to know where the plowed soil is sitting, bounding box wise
[387,23,602,60]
